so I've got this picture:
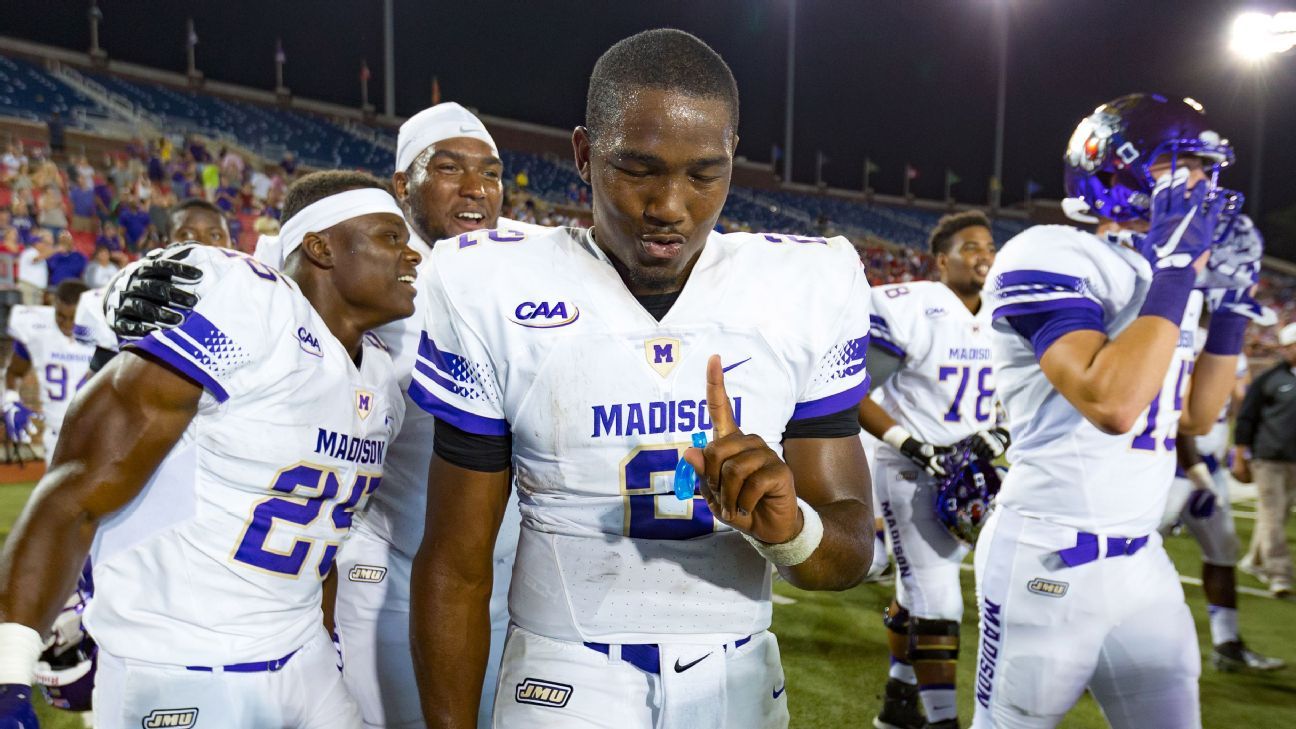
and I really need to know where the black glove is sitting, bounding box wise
[958,427,1011,462]
[106,244,205,339]
[883,426,953,477]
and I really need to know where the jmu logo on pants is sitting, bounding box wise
[142,708,199,728]
[515,678,573,708]
[645,337,681,378]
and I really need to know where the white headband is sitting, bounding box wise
[395,102,499,173]
[256,188,404,268]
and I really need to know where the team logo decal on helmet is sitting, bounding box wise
[1062,93,1238,223]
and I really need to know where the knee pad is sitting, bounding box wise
[1186,508,1240,567]
[908,617,959,665]
[883,604,910,638]
[1201,529,1241,567]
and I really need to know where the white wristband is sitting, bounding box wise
[0,622,43,684]
[1186,462,1214,492]
[742,498,824,567]
[881,425,912,452]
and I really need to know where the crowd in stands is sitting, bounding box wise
[0,44,1292,362]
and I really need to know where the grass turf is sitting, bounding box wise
[3,482,1293,728]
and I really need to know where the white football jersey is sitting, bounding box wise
[72,285,117,352]
[869,281,995,446]
[6,305,94,453]
[83,246,404,666]
[987,225,1200,535]
[357,219,547,558]
[410,227,871,645]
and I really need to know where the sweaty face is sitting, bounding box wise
[54,300,78,338]
[398,138,503,243]
[939,226,996,294]
[576,88,735,295]
[327,212,421,324]
[170,208,231,247]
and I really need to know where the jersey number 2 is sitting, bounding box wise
[622,445,716,540]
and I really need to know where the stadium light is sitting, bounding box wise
[1229,11,1296,61]
[1228,11,1296,215]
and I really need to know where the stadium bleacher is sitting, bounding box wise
[0,52,1036,256]
[0,47,1287,329]
[0,55,106,126]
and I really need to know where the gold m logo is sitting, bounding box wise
[355,390,374,420]
[644,337,681,378]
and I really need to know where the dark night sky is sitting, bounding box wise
[5,1,1294,222]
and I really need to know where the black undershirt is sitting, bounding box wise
[635,290,683,321]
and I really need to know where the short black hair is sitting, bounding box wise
[585,29,739,141]
[282,171,391,223]
[53,279,89,306]
[928,211,992,256]
[171,197,223,219]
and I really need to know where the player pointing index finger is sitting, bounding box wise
[408,29,876,729]
[684,355,800,545]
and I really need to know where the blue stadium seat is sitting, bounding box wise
[0,56,106,126]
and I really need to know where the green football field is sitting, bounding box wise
[4,481,1293,729]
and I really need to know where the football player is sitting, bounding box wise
[104,104,545,729]
[0,171,416,727]
[331,103,544,729]
[5,280,94,464]
[1162,257,1283,672]
[862,211,1005,729]
[408,29,874,729]
[975,94,1257,728]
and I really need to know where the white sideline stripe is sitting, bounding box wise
[956,559,1277,599]
[1179,575,1275,600]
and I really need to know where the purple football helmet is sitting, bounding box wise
[33,563,95,712]
[933,447,1003,546]
[1064,93,1236,222]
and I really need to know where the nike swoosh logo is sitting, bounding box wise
[1153,208,1196,259]
[1280,384,1295,393]
[459,125,479,133]
[673,652,712,673]
[721,357,752,374]
[772,684,786,699]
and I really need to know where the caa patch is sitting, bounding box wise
[142,708,199,728]
[516,678,572,708]
[1026,577,1069,598]
[297,326,323,357]
[645,337,680,378]
[509,301,580,329]
[348,564,387,583]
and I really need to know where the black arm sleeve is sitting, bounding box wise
[783,406,861,441]
[1233,368,1269,448]
[432,417,512,472]
[88,346,118,374]
[865,342,904,389]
